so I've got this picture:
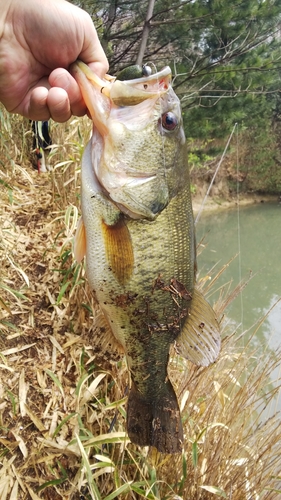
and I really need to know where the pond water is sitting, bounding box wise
[196,201,281,417]
[196,202,281,351]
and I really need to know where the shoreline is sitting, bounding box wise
[191,193,278,216]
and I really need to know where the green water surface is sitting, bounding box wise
[196,202,281,351]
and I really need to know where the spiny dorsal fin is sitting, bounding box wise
[175,289,220,366]
[74,217,86,264]
[102,216,134,286]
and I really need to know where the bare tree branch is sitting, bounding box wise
[136,0,156,66]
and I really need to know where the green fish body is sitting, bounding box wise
[72,62,220,453]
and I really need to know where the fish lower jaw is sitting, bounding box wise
[107,190,167,220]
[113,201,157,220]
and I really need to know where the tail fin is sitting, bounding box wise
[127,380,183,453]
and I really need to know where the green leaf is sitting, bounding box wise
[44,369,64,397]
[56,280,71,303]
[182,451,187,479]
[52,412,77,438]
[130,484,155,499]
[200,485,227,497]
[37,461,68,492]
[0,178,12,190]
[6,389,17,415]
[192,441,198,467]
[76,433,101,500]
[0,283,28,301]
[81,432,129,448]
[103,484,132,500]
[81,303,93,313]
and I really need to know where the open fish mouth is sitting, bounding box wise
[71,61,171,108]
[70,61,172,138]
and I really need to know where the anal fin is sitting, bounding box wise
[176,289,221,366]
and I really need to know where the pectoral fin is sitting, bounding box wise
[74,217,86,263]
[102,216,134,286]
[176,289,220,366]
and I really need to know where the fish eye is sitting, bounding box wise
[161,112,178,131]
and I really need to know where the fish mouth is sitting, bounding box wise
[71,60,171,104]
[70,61,171,134]
[71,61,173,219]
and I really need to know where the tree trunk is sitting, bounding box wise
[136,0,156,66]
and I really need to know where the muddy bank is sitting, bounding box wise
[192,193,278,216]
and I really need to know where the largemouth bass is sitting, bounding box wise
[72,61,220,453]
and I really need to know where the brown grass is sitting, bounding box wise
[0,105,281,499]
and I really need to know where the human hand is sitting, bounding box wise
[0,0,108,122]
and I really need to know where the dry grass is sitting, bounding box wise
[0,105,281,499]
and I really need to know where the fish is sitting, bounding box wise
[71,61,221,454]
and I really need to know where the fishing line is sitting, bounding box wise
[195,122,238,225]
[236,123,244,334]
[235,126,260,488]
